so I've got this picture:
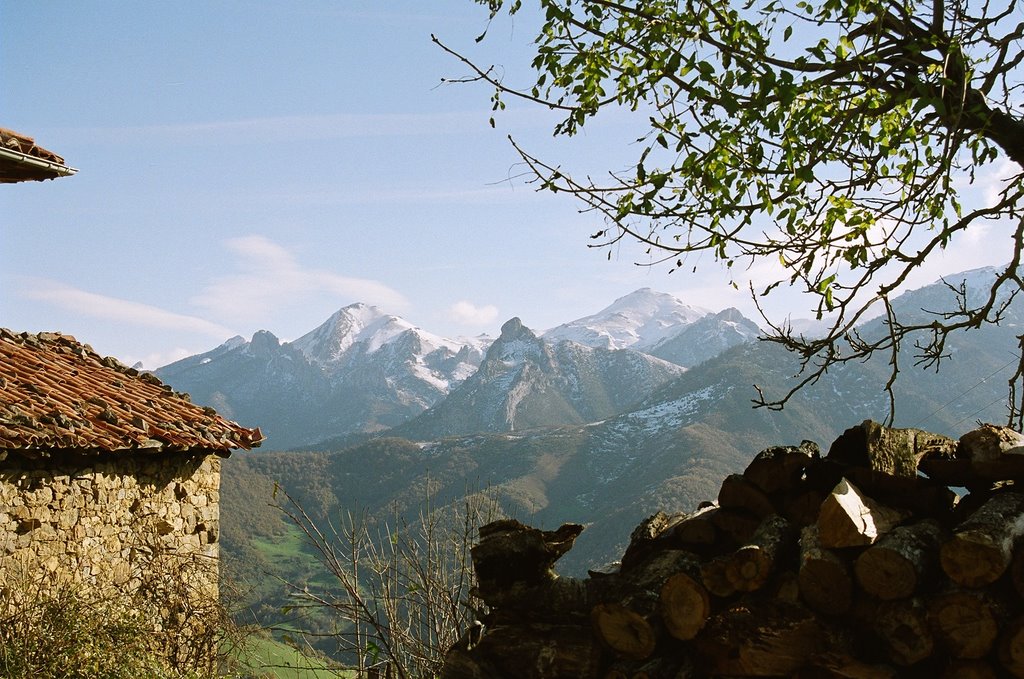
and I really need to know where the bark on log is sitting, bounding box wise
[798,525,853,615]
[827,419,949,478]
[1012,545,1024,600]
[718,473,777,519]
[620,512,685,571]
[708,506,761,547]
[665,504,719,553]
[795,652,898,678]
[927,589,1001,659]
[743,441,820,494]
[461,623,601,679]
[942,660,998,679]
[694,600,823,676]
[854,519,945,600]
[817,478,906,549]
[940,491,1024,588]
[874,598,934,666]
[471,520,583,605]
[998,615,1024,678]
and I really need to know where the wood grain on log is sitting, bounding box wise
[660,572,711,641]
[940,492,1024,588]
[591,602,657,660]
[817,478,906,549]
[875,598,934,666]
[927,589,1001,659]
[854,519,944,600]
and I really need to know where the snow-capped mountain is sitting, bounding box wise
[388,316,686,439]
[156,304,490,449]
[649,307,762,367]
[543,288,710,350]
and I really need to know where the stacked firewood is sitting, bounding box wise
[440,420,1024,678]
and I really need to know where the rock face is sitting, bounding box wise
[392,317,686,439]
[440,420,1024,678]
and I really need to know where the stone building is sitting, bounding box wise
[0,329,262,660]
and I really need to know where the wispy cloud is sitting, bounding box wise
[192,235,408,322]
[21,280,235,339]
[448,300,500,326]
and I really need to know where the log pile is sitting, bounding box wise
[440,420,1024,678]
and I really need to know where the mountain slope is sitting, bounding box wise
[649,307,762,367]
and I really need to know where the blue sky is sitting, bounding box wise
[2,1,1010,368]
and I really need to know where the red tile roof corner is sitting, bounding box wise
[0,127,77,183]
[0,329,264,458]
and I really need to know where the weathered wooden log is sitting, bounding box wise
[694,599,823,676]
[1012,545,1024,600]
[826,419,949,478]
[940,491,1024,588]
[874,598,934,666]
[854,519,945,600]
[817,478,906,549]
[798,524,853,615]
[998,614,1024,678]
[591,601,658,661]
[620,511,685,571]
[743,441,820,494]
[942,660,998,679]
[446,622,601,679]
[708,506,761,547]
[659,571,711,641]
[780,488,828,527]
[665,504,719,553]
[795,652,898,678]
[927,588,1002,659]
[698,515,794,599]
[718,473,777,518]
[471,520,583,606]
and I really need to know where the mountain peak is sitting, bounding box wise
[544,289,711,350]
[499,317,535,340]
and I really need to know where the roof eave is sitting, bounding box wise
[0,145,78,182]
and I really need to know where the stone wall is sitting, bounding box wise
[0,451,222,663]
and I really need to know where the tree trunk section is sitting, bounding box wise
[940,492,1024,588]
[854,519,945,600]
[798,525,853,615]
[927,589,1001,659]
[660,571,711,641]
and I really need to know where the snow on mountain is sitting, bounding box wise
[649,307,762,368]
[291,303,483,371]
[393,317,686,439]
[543,288,710,350]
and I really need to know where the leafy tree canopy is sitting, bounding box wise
[437,0,1024,426]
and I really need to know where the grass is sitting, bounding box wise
[228,634,353,679]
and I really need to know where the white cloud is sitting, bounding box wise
[22,280,235,339]
[448,300,500,326]
[192,235,408,322]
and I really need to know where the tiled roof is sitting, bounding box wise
[0,127,77,183]
[0,329,263,457]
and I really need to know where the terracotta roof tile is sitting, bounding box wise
[0,329,263,457]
